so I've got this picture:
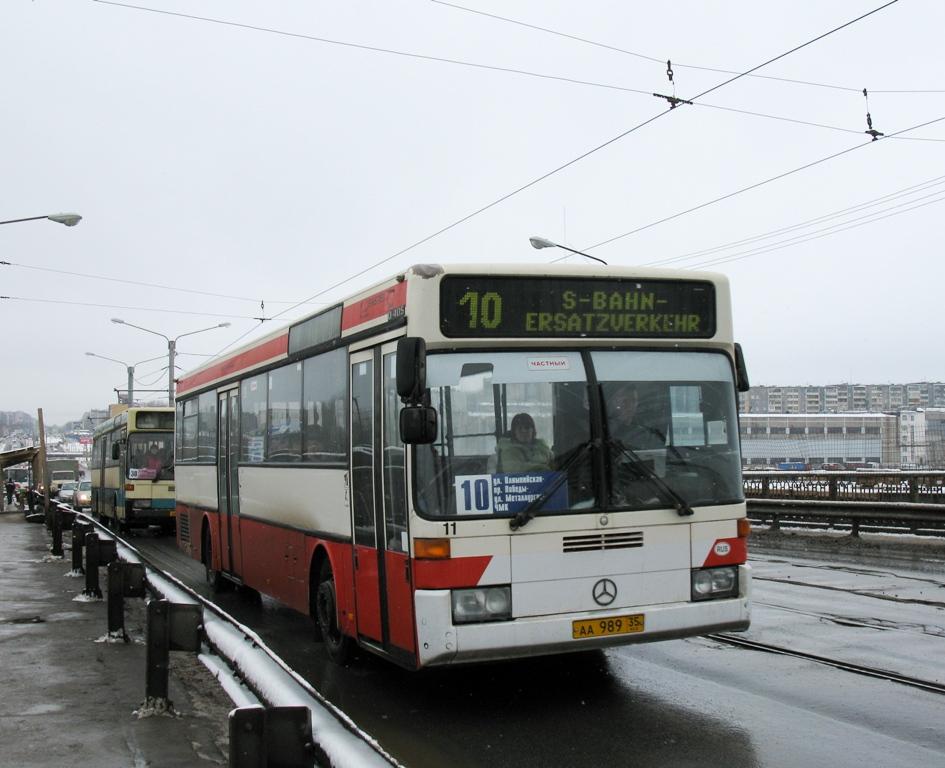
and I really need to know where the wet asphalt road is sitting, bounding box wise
[135,530,945,768]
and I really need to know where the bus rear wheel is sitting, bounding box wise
[315,560,350,664]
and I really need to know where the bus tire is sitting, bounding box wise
[203,526,230,593]
[315,559,350,664]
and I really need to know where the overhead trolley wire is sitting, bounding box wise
[93,2,937,144]
[682,191,945,271]
[644,173,945,267]
[690,102,945,143]
[92,0,654,98]
[568,113,945,258]
[0,295,263,320]
[432,0,942,95]
[249,0,902,325]
[95,0,907,355]
[0,260,327,307]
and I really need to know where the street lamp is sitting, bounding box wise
[0,212,82,227]
[529,235,608,265]
[110,319,231,403]
[85,352,167,406]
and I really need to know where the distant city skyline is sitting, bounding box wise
[740,381,945,414]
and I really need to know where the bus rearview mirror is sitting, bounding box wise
[734,343,750,393]
[400,406,437,445]
[396,337,427,403]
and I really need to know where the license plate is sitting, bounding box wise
[572,614,644,639]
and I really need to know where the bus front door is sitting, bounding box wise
[217,389,242,576]
[350,345,416,662]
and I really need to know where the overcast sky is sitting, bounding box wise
[2,0,943,425]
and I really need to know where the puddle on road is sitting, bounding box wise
[0,615,45,624]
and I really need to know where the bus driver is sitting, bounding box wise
[608,384,665,450]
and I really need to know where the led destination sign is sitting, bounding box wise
[440,276,715,339]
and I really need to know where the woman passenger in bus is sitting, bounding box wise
[493,413,553,473]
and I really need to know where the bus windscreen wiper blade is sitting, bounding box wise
[509,438,598,531]
[608,438,694,517]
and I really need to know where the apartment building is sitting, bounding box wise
[740,382,945,414]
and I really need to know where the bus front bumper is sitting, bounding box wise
[415,586,750,668]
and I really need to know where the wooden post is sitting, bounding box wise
[36,409,50,528]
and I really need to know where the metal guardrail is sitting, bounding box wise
[743,471,945,537]
[746,497,945,537]
[29,495,401,768]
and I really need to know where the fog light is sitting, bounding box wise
[691,566,738,601]
[451,586,512,624]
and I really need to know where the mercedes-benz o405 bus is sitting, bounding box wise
[175,263,751,669]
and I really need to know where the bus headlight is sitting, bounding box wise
[451,586,512,624]
[691,567,738,601]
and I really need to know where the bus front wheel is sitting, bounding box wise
[315,559,350,664]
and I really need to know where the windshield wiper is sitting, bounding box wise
[510,438,598,531]
[608,438,694,517]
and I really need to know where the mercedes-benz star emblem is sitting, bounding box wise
[592,578,617,606]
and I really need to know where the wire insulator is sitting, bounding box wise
[862,88,883,140]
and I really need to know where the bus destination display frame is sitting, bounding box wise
[440,275,716,339]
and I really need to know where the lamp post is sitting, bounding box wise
[110,319,231,404]
[84,352,167,406]
[0,212,82,227]
[529,235,608,265]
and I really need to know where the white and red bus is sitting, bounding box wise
[175,263,751,669]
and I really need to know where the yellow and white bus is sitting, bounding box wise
[175,263,751,669]
[91,406,176,533]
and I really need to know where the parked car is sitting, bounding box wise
[73,481,92,511]
[58,481,78,507]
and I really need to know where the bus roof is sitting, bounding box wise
[93,406,175,438]
[177,262,733,399]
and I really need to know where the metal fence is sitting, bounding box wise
[743,470,945,504]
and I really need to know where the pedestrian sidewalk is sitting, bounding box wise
[0,504,233,767]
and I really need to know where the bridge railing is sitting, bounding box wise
[742,470,945,504]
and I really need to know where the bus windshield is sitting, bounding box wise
[413,350,743,519]
[127,433,175,481]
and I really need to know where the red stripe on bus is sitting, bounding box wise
[177,334,289,395]
[341,281,407,332]
[413,555,492,589]
[701,537,747,567]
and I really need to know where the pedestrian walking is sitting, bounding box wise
[4,478,15,507]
